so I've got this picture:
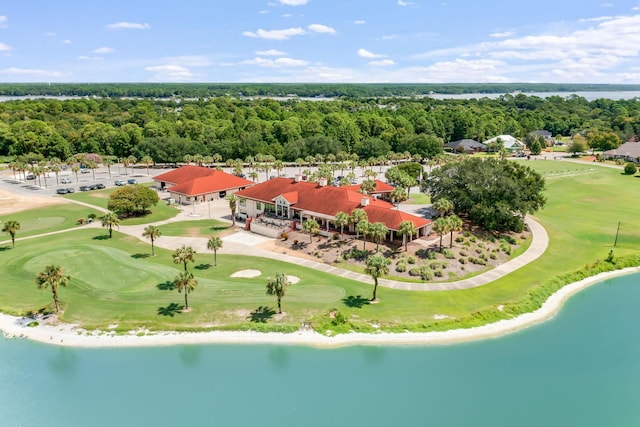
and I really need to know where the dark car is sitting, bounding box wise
[26,174,36,180]
[127,178,138,184]
[95,183,105,189]
[56,188,69,195]
[79,185,91,192]
[66,187,75,193]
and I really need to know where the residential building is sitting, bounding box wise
[444,139,487,153]
[603,141,640,162]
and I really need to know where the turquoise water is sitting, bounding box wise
[1,274,639,427]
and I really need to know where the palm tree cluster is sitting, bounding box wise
[431,197,464,250]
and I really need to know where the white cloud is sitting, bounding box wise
[107,22,151,30]
[579,16,613,22]
[358,48,384,58]
[0,42,12,51]
[256,49,286,56]
[144,65,194,81]
[243,57,309,67]
[78,56,104,61]
[163,55,211,67]
[0,67,66,77]
[489,31,515,38]
[354,20,366,25]
[243,27,306,40]
[0,16,7,29]
[279,0,309,5]
[44,32,56,36]
[283,13,292,18]
[308,24,335,34]
[398,0,413,6]
[63,39,72,44]
[369,59,396,67]
[93,47,114,54]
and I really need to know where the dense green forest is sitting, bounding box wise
[1,83,640,98]
[0,93,637,163]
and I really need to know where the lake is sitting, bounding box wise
[1,273,639,426]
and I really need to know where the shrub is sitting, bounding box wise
[434,269,444,278]
[463,231,471,237]
[489,253,497,260]
[459,257,467,264]
[624,162,637,175]
[475,248,483,254]
[280,231,289,241]
[488,236,496,243]
[407,256,417,264]
[455,236,464,243]
[87,213,97,220]
[480,253,488,261]
[396,262,407,273]
[420,267,433,281]
[477,241,485,249]
[459,249,469,257]
[505,235,517,245]
[463,241,471,247]
[469,257,487,265]
[409,267,422,276]
[335,256,344,263]
[333,233,340,240]
[470,236,477,243]
[331,310,347,326]
[293,239,299,246]
[427,251,438,260]
[77,218,86,225]
[442,249,455,259]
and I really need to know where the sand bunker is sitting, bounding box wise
[230,269,261,278]
[0,187,67,216]
[287,275,300,284]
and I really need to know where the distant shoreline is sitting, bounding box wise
[2,267,638,349]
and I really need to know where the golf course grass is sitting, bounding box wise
[64,185,179,225]
[1,160,639,334]
[0,203,102,240]
[159,219,233,238]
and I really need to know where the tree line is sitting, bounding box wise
[1,93,638,164]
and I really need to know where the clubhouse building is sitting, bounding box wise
[235,176,431,241]
[153,165,253,204]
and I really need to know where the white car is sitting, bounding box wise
[61,177,72,184]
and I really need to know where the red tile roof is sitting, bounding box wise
[342,180,395,193]
[236,178,430,231]
[154,166,253,196]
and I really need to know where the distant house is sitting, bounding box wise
[603,141,640,163]
[444,139,487,153]
[153,165,254,204]
[483,135,526,152]
[235,176,431,240]
[341,179,396,200]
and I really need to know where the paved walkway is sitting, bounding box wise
[2,192,549,291]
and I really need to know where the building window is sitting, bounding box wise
[256,202,262,210]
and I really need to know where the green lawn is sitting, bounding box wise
[407,193,431,204]
[1,160,639,334]
[65,186,179,225]
[159,219,233,238]
[0,203,102,240]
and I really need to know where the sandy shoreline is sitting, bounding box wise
[2,267,638,348]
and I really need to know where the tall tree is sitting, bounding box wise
[140,155,154,175]
[266,272,291,314]
[365,254,390,301]
[432,217,449,250]
[142,225,161,256]
[101,212,120,238]
[225,193,238,226]
[448,215,463,248]
[207,236,223,267]
[432,197,453,218]
[2,220,20,248]
[334,211,350,240]
[303,218,320,243]
[356,219,370,250]
[172,245,195,273]
[173,270,197,310]
[351,208,367,238]
[369,222,388,251]
[35,264,70,313]
[398,221,417,251]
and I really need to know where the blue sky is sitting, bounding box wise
[2,0,640,83]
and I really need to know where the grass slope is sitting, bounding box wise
[0,203,102,239]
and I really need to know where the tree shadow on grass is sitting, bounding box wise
[158,303,183,317]
[248,306,276,323]
[194,263,211,270]
[343,295,370,308]
[131,253,150,259]
[92,235,109,241]
[0,246,10,252]
[157,280,174,291]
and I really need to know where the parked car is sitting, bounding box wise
[114,180,126,186]
[61,177,72,184]
[88,184,98,190]
[236,173,246,179]
[26,174,35,180]
[127,178,138,184]
[56,188,69,195]
[79,185,91,192]
[80,168,91,174]
[95,183,105,189]
[66,187,75,193]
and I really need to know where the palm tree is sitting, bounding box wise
[87,160,98,181]
[126,155,137,174]
[2,220,20,248]
[448,215,463,248]
[207,236,223,267]
[356,219,370,250]
[173,271,197,310]
[142,225,161,256]
[398,221,417,251]
[266,272,290,314]
[72,165,80,182]
[249,171,258,182]
[432,217,449,251]
[365,254,390,301]
[360,179,377,195]
[351,208,367,237]
[173,245,196,272]
[273,160,284,176]
[35,264,70,313]
[334,211,350,240]
[225,193,239,226]
[101,212,120,238]
[303,218,319,243]
[432,197,453,218]
[103,155,115,177]
[141,155,154,175]
[391,187,408,208]
[49,164,61,185]
[370,222,388,251]
[295,158,305,174]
